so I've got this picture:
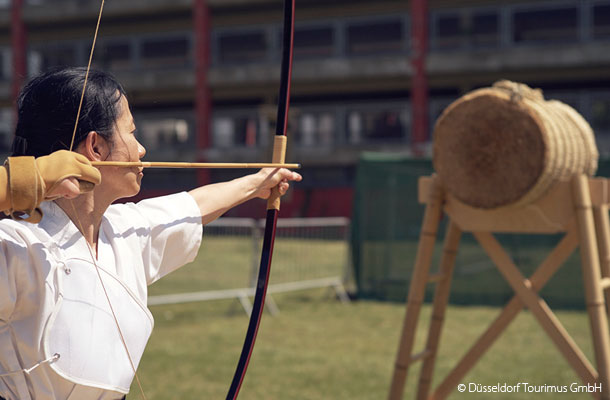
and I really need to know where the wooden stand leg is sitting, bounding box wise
[416,221,461,400]
[593,204,610,316]
[388,177,444,400]
[432,225,579,399]
[573,176,610,400]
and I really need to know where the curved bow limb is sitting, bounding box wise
[225,0,295,398]
[225,137,287,400]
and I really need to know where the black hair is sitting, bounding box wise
[11,67,126,157]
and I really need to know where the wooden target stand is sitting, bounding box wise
[388,174,610,400]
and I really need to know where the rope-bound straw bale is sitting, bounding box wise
[433,80,598,209]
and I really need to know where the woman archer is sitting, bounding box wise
[0,67,301,400]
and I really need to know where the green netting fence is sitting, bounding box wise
[351,152,610,309]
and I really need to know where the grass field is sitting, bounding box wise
[128,235,598,399]
[129,293,593,399]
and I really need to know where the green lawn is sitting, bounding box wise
[130,235,598,399]
[129,292,595,399]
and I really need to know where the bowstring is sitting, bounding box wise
[68,1,148,399]
[69,0,103,153]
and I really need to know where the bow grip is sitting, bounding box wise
[266,136,287,211]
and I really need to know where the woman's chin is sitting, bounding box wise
[130,184,142,197]
[118,183,141,199]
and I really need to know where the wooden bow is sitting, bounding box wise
[225,0,295,398]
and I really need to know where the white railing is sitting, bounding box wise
[148,217,352,315]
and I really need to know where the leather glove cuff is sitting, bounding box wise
[5,156,44,223]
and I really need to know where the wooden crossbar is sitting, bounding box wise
[433,224,580,398]
[474,231,597,385]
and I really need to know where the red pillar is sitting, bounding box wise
[193,0,211,186]
[410,0,429,156]
[12,0,27,115]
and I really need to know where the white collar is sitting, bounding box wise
[37,201,109,263]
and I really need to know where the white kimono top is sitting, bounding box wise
[0,192,203,400]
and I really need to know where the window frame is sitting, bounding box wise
[591,0,610,40]
[342,14,410,57]
[212,25,274,66]
[137,31,193,70]
[509,1,581,46]
[430,5,501,51]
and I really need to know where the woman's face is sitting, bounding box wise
[103,95,146,198]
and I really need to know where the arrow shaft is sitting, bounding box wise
[91,161,300,169]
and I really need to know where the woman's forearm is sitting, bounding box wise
[188,168,302,225]
[188,174,261,225]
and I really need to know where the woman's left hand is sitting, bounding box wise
[253,168,302,200]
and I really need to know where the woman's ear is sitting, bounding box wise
[79,131,110,161]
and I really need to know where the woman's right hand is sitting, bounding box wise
[47,177,82,199]
[35,150,102,200]
[1,150,102,222]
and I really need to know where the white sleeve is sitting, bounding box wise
[122,192,203,285]
[0,228,27,321]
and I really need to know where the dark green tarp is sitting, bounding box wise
[350,153,610,309]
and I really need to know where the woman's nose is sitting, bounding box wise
[138,142,146,159]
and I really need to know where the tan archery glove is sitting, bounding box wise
[0,150,101,223]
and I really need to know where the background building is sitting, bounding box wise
[2,0,610,217]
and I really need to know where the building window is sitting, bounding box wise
[294,26,334,59]
[346,18,404,55]
[212,115,260,148]
[544,91,583,114]
[0,49,10,81]
[436,15,463,48]
[591,95,610,134]
[136,116,193,152]
[513,7,578,44]
[30,42,78,74]
[472,12,500,47]
[296,111,335,147]
[0,108,12,153]
[429,97,456,134]
[593,4,610,39]
[590,93,610,154]
[346,107,408,144]
[140,36,190,68]
[96,41,131,70]
[218,30,267,64]
[435,11,499,49]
